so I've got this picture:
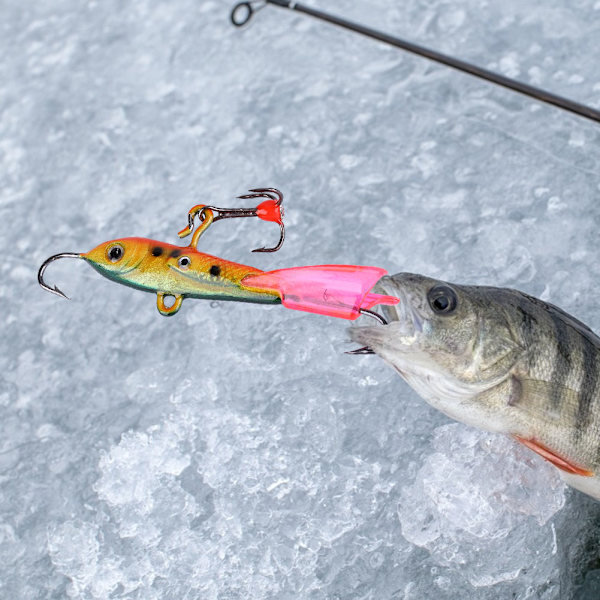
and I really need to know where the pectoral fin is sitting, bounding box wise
[509,377,582,422]
[513,435,594,477]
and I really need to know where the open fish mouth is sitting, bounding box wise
[373,276,406,323]
[377,277,424,334]
[349,277,423,355]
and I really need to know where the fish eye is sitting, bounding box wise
[107,244,124,263]
[178,256,191,270]
[427,285,458,314]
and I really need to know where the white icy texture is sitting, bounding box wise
[2,0,600,598]
[399,425,565,588]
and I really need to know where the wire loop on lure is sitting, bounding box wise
[230,1,266,27]
[178,188,285,253]
[38,252,82,300]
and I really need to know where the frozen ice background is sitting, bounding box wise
[2,0,600,597]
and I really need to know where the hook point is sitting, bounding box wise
[52,285,70,300]
[345,346,376,355]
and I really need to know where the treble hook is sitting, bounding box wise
[38,252,82,300]
[179,188,285,253]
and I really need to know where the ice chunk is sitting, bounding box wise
[399,424,565,587]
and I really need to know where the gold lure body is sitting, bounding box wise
[38,190,286,316]
[82,236,280,316]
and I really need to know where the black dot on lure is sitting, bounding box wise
[210,265,221,277]
[151,246,163,257]
[170,249,182,258]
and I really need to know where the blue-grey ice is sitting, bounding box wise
[2,0,600,598]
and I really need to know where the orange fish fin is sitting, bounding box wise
[513,435,594,477]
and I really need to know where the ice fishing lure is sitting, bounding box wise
[38,189,399,323]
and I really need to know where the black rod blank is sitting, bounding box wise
[231,0,600,125]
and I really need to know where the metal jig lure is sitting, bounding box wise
[38,189,398,324]
[38,238,282,316]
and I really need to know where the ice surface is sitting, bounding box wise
[399,425,565,588]
[2,0,600,598]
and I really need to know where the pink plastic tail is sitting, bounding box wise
[241,265,399,320]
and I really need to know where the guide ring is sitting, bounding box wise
[230,2,261,27]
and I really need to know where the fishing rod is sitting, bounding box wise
[230,0,600,125]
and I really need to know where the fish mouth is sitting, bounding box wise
[349,276,423,356]
[373,276,423,330]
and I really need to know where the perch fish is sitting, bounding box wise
[350,272,600,500]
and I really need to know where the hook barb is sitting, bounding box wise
[252,221,285,253]
[238,188,283,203]
[243,188,284,252]
[38,252,82,300]
[345,346,376,355]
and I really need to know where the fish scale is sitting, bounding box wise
[522,296,600,445]
[578,335,599,435]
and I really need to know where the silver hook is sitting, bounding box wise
[359,308,387,325]
[38,252,82,299]
[345,309,387,355]
[237,188,285,253]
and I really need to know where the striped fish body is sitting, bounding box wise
[350,273,600,500]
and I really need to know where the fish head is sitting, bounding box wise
[82,237,152,284]
[351,273,523,405]
[82,237,200,293]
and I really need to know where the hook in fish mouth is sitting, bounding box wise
[345,308,387,355]
[346,346,376,355]
[38,252,82,299]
